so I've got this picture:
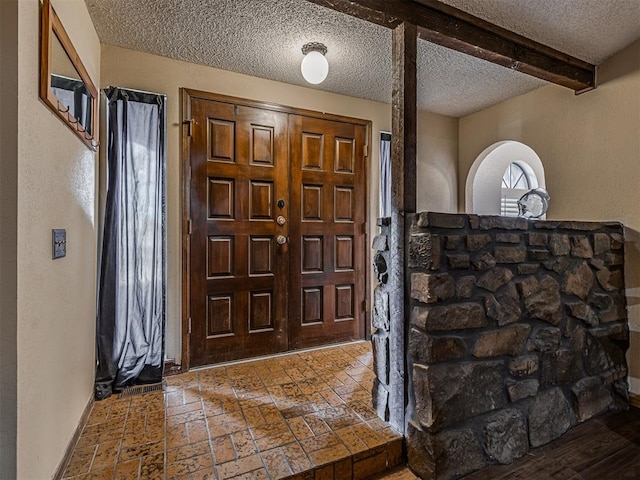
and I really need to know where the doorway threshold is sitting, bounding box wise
[189,339,371,372]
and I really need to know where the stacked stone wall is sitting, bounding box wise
[371,218,392,421]
[404,213,629,480]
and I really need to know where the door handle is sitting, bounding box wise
[276,215,286,226]
[277,235,287,245]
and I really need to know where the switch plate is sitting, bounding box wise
[52,229,66,259]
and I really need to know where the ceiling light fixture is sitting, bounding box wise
[301,42,328,85]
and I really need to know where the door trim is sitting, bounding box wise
[180,88,372,370]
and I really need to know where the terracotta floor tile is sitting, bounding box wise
[287,417,315,441]
[122,431,162,447]
[167,423,189,449]
[221,398,242,413]
[167,401,203,417]
[139,452,164,480]
[166,390,186,407]
[353,447,387,480]
[350,423,386,449]
[281,403,318,419]
[255,430,296,451]
[335,426,370,455]
[217,453,263,479]
[168,409,205,426]
[238,395,273,410]
[63,342,404,480]
[75,433,101,450]
[250,421,291,440]
[208,411,245,427]
[118,439,164,462]
[188,419,210,444]
[166,452,214,478]
[113,459,141,480]
[299,432,341,454]
[203,399,225,417]
[302,414,332,437]
[63,445,96,478]
[212,434,237,464]
[349,400,378,421]
[226,468,270,480]
[261,447,294,479]
[242,406,267,428]
[190,466,218,480]
[166,440,211,464]
[376,427,403,443]
[260,405,284,424]
[313,464,334,480]
[232,430,259,458]
[309,443,351,467]
[85,466,115,480]
[209,418,248,438]
[184,388,203,404]
[280,442,313,474]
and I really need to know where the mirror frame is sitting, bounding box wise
[40,0,98,150]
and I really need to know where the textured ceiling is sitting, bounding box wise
[85,0,640,118]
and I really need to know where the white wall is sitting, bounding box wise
[15,1,100,478]
[459,39,640,394]
[101,44,459,363]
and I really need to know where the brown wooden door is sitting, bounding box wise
[288,115,367,349]
[188,98,289,366]
[187,95,367,367]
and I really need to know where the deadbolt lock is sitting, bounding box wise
[276,215,286,226]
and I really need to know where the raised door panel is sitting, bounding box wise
[208,119,235,163]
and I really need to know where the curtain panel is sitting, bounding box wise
[95,87,166,400]
[379,132,391,218]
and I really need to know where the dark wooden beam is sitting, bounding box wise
[305,0,596,93]
[387,21,417,433]
[392,22,417,214]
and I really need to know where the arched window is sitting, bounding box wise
[465,141,546,217]
[500,162,537,217]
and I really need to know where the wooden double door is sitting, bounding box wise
[185,92,368,367]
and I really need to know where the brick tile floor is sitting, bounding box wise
[61,341,402,480]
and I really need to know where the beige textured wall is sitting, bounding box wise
[418,111,458,213]
[101,44,459,362]
[16,1,100,478]
[459,39,640,394]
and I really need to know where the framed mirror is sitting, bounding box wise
[40,0,98,150]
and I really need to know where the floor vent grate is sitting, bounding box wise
[119,381,165,399]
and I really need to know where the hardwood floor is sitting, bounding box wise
[371,407,639,480]
[462,407,640,480]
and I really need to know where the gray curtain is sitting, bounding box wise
[379,132,391,217]
[95,87,166,400]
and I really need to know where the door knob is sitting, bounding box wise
[277,215,286,226]
[277,235,287,245]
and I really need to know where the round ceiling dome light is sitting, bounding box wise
[301,42,328,84]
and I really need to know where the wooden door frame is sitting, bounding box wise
[180,88,372,371]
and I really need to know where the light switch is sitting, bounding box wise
[52,229,66,259]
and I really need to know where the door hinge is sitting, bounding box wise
[361,223,367,234]
[183,119,195,137]
[187,219,192,235]
[362,299,367,312]
[188,317,192,334]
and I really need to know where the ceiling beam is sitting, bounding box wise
[305,0,596,93]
